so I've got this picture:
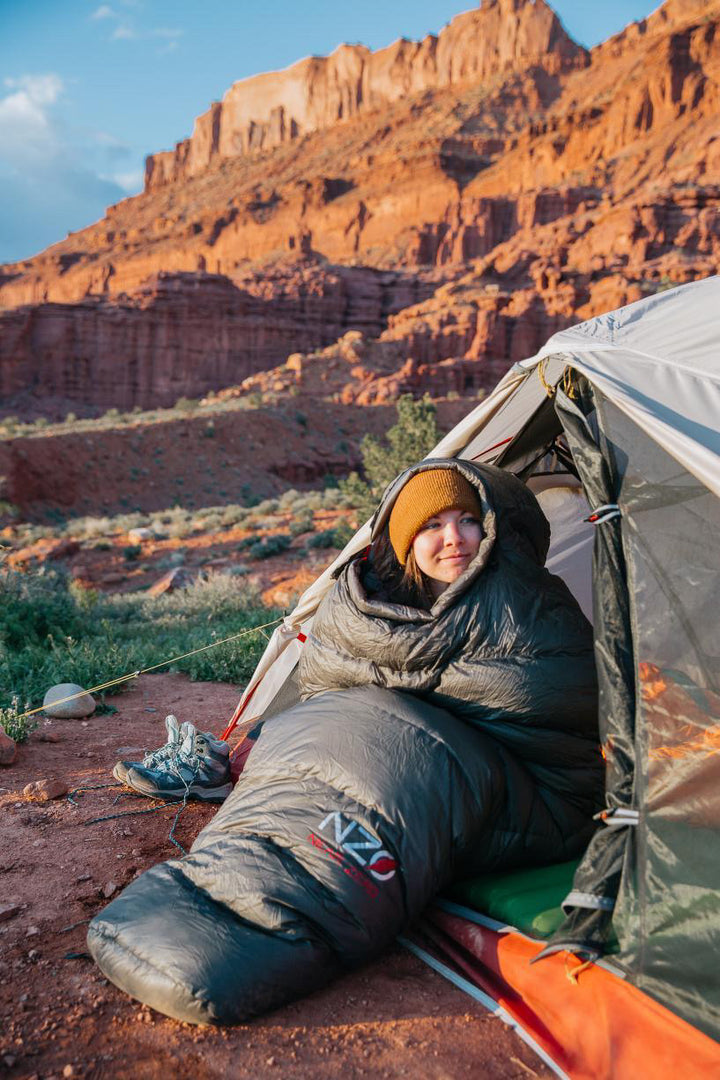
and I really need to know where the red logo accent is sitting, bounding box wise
[307,832,379,898]
[368,856,396,875]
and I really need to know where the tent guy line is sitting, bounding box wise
[11,615,285,722]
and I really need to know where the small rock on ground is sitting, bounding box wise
[23,778,69,801]
[147,567,195,596]
[0,902,21,923]
[43,684,95,719]
[0,726,16,766]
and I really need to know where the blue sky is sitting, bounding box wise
[0,0,659,264]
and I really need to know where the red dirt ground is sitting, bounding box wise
[0,673,552,1079]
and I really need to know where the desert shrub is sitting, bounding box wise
[0,500,19,520]
[339,394,439,519]
[289,510,314,537]
[122,544,142,561]
[306,521,354,550]
[76,515,117,540]
[290,491,324,513]
[246,533,292,560]
[277,488,303,510]
[0,416,19,436]
[219,505,249,527]
[0,562,278,708]
[0,565,86,653]
[164,519,193,540]
[0,696,36,743]
[240,484,261,507]
[253,497,280,516]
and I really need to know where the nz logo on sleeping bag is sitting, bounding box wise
[307,811,398,898]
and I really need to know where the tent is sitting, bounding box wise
[221,276,720,1075]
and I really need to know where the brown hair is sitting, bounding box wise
[367,528,435,609]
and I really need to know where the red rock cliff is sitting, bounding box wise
[1,0,718,421]
[145,0,583,191]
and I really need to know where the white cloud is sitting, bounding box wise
[108,168,143,192]
[94,130,129,149]
[0,75,65,162]
[0,74,138,262]
[96,12,183,50]
[3,73,64,108]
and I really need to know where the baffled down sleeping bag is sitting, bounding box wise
[87,460,602,1024]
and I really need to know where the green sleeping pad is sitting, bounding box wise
[446,859,581,938]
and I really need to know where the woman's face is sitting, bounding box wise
[411,508,482,597]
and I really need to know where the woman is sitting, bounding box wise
[299,459,602,874]
[88,460,602,1025]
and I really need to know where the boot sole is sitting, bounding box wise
[112,762,130,784]
[125,774,232,802]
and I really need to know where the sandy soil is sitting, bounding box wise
[0,673,551,1079]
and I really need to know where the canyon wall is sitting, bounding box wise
[0,265,439,414]
[145,0,584,191]
[0,0,719,423]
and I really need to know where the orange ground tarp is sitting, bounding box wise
[423,908,720,1079]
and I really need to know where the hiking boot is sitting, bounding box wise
[125,725,232,802]
[112,715,192,785]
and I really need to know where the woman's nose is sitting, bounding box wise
[442,522,462,545]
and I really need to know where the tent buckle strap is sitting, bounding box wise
[594,807,639,828]
[562,890,615,912]
[584,504,621,525]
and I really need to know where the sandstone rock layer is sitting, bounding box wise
[1,0,719,420]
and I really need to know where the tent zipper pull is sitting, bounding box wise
[585,504,621,525]
[594,807,639,828]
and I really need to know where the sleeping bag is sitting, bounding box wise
[87,460,602,1024]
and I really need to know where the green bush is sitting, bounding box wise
[306,521,354,550]
[0,562,279,709]
[246,533,292,560]
[339,394,439,518]
[0,566,86,652]
[289,511,314,537]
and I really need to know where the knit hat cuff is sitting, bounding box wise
[388,468,481,565]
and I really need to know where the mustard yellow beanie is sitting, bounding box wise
[388,469,481,566]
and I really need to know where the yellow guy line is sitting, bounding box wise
[14,615,284,722]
